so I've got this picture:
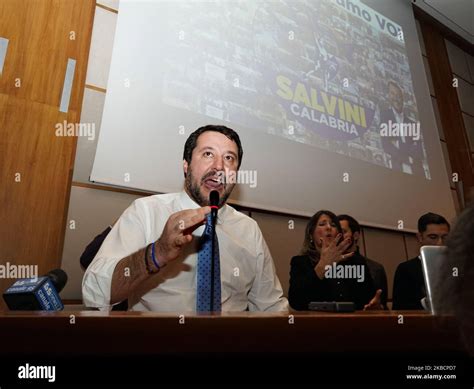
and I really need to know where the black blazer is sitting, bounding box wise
[80,225,128,311]
[365,257,388,308]
[392,256,425,310]
[379,108,423,175]
[80,226,112,270]
[288,253,376,311]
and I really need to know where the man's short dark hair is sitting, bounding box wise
[418,212,450,233]
[183,125,243,169]
[337,214,360,234]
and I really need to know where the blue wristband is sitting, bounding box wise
[151,242,161,271]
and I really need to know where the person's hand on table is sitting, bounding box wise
[363,289,384,310]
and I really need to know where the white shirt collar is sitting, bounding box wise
[179,190,200,210]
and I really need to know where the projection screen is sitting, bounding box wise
[90,0,456,231]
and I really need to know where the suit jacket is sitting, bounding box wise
[80,226,112,270]
[80,226,127,311]
[288,253,375,311]
[364,256,388,308]
[379,108,423,175]
[392,256,425,310]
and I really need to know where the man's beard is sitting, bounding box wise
[185,165,234,207]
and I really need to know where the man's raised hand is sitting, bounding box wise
[155,206,211,265]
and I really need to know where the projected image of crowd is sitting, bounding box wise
[156,0,430,179]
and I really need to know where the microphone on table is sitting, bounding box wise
[209,190,219,311]
[3,269,68,311]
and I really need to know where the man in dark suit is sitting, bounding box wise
[379,80,424,176]
[338,214,388,309]
[392,213,450,310]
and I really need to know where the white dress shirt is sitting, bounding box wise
[82,191,289,312]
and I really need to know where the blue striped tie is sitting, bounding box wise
[196,214,221,312]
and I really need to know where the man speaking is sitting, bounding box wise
[82,125,288,312]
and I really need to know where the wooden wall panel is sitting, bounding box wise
[0,0,95,308]
[420,21,473,204]
[404,233,420,260]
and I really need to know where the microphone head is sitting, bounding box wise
[210,190,219,207]
[45,269,68,293]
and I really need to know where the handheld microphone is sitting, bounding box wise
[3,269,67,311]
[210,190,219,225]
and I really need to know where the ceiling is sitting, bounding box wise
[415,0,474,44]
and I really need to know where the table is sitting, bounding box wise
[0,310,463,355]
[1,310,470,386]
